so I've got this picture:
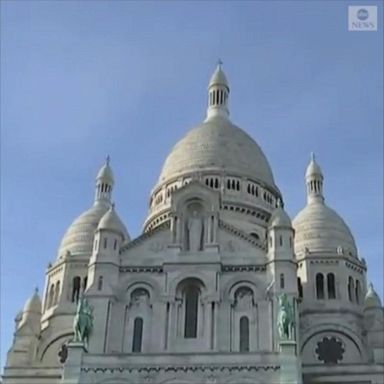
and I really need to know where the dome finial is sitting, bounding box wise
[95,158,114,204]
[206,62,230,120]
[305,153,324,204]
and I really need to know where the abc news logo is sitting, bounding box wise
[348,6,378,31]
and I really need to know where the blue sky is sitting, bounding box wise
[1,0,382,369]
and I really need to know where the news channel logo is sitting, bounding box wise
[348,6,378,31]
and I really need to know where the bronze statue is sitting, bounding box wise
[73,297,93,349]
[277,293,295,340]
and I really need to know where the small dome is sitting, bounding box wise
[209,63,229,88]
[23,288,41,315]
[365,283,382,309]
[293,202,357,256]
[98,205,130,240]
[305,156,323,179]
[96,158,114,184]
[269,206,292,228]
[58,202,110,258]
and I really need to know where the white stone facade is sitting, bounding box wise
[2,65,383,384]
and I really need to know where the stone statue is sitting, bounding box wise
[187,211,203,251]
[277,293,295,340]
[73,297,93,349]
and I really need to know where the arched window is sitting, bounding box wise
[280,273,285,289]
[327,273,336,299]
[239,316,250,352]
[250,232,259,241]
[103,237,107,249]
[113,239,118,250]
[71,276,81,303]
[355,280,361,304]
[184,285,199,338]
[54,281,60,305]
[132,317,143,353]
[97,276,103,291]
[48,284,55,308]
[348,276,354,302]
[279,235,283,247]
[297,277,303,299]
[316,273,325,299]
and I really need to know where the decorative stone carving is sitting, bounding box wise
[58,343,68,364]
[131,288,150,307]
[315,336,345,364]
[235,287,254,309]
[187,211,204,251]
[149,242,164,253]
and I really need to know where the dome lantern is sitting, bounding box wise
[305,153,324,205]
[206,60,230,120]
[95,155,114,205]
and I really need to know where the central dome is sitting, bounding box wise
[144,64,282,232]
[158,115,276,187]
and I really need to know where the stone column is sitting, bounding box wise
[60,342,86,384]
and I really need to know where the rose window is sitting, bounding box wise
[315,336,345,364]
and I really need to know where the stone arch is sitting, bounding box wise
[120,275,161,302]
[38,331,73,364]
[300,323,365,364]
[171,181,220,213]
[167,271,210,297]
[300,323,364,355]
[223,273,266,302]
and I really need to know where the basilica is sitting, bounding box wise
[2,64,384,384]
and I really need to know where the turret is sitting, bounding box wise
[86,204,129,354]
[6,289,42,367]
[267,203,297,295]
[88,204,129,293]
[364,283,384,363]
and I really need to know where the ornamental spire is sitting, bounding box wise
[305,152,324,204]
[94,156,114,205]
[206,61,230,120]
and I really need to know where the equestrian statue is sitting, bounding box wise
[277,293,295,340]
[73,297,93,350]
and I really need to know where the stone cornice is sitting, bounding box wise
[222,264,266,273]
[119,266,163,273]
[219,219,267,251]
[81,363,280,374]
